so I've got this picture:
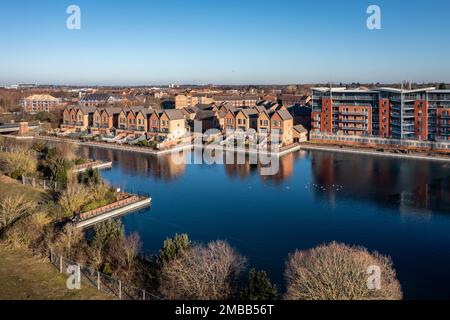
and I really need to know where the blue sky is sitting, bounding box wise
[0,0,449,85]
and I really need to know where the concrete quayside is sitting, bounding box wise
[73,195,152,229]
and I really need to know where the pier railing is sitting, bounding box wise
[76,195,142,222]
[50,249,161,300]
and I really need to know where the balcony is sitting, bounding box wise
[332,96,376,101]
[339,112,368,116]
[340,126,368,131]
[340,119,367,124]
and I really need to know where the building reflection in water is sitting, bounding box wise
[80,146,186,182]
[80,144,450,214]
[222,151,307,185]
[310,151,450,214]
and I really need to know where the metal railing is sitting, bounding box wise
[310,133,450,149]
[49,249,161,300]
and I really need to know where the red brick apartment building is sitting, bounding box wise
[21,94,62,113]
[311,87,450,142]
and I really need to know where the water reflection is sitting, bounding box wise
[310,151,450,214]
[80,145,450,214]
[81,147,185,181]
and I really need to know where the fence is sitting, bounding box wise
[0,145,15,153]
[49,249,161,300]
[0,145,35,155]
[310,133,450,150]
[22,176,66,191]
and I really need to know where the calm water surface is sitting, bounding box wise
[78,146,450,299]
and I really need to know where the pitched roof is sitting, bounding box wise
[293,124,308,134]
[78,106,97,114]
[276,109,293,121]
[196,104,216,111]
[195,110,217,120]
[81,93,111,101]
[163,109,185,120]
[100,107,123,115]
[241,109,259,118]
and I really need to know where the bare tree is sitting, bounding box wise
[0,147,36,178]
[159,240,246,300]
[121,233,142,272]
[0,194,36,230]
[54,224,85,258]
[284,242,403,300]
[55,142,78,161]
[58,183,89,217]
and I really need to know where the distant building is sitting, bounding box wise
[79,93,124,107]
[21,94,61,113]
[213,94,259,107]
[279,94,311,107]
[175,93,214,109]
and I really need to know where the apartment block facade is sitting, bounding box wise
[22,94,62,113]
[312,87,450,142]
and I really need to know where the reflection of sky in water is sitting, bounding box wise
[80,145,450,299]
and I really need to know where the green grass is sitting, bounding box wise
[0,245,111,300]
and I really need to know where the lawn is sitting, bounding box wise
[0,175,51,204]
[0,245,111,300]
[0,175,110,300]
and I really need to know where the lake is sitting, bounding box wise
[77,146,450,299]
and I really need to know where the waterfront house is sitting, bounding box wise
[270,109,294,145]
[91,107,122,135]
[62,106,95,132]
[148,110,163,134]
[235,109,259,131]
[257,110,271,134]
[194,110,220,132]
[223,110,236,132]
[159,109,187,139]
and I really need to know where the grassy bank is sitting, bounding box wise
[0,245,110,300]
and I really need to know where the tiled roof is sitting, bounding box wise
[164,109,185,120]
[81,93,111,101]
[293,124,308,133]
[195,110,217,120]
[276,109,293,121]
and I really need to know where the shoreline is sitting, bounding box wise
[300,143,450,162]
[34,135,301,157]
[34,135,193,156]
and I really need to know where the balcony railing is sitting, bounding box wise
[340,126,368,131]
[340,119,367,124]
[339,112,368,116]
